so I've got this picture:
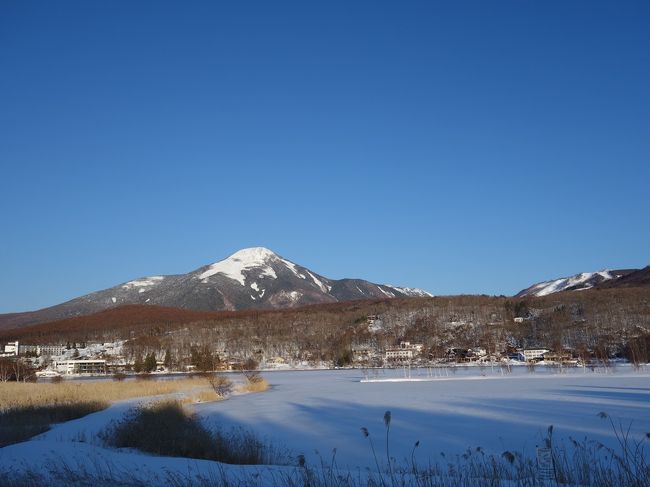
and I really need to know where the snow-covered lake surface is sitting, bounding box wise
[1,366,649,484]
[197,366,650,469]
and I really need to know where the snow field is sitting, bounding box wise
[1,367,648,485]
[195,367,650,469]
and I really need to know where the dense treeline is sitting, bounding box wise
[1,288,649,367]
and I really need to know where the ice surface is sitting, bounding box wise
[3,367,649,483]
[196,367,650,469]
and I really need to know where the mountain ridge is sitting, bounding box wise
[0,247,432,330]
[516,266,648,297]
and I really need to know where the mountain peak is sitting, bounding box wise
[229,247,278,262]
[198,247,281,285]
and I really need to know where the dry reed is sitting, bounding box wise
[238,377,270,393]
[183,389,223,404]
[0,377,210,412]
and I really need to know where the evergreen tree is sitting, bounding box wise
[133,354,143,373]
[144,352,157,372]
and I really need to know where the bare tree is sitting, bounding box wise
[12,358,34,382]
[0,358,12,382]
[208,374,233,397]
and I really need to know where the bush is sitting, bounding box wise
[104,400,215,459]
[102,400,286,465]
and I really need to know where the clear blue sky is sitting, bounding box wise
[1,1,649,313]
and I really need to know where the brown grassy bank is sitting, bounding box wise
[0,377,212,447]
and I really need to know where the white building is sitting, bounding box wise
[4,341,18,355]
[54,360,107,375]
[21,344,39,355]
[523,349,550,361]
[5,342,39,355]
[3,342,67,357]
[385,341,424,361]
[385,348,414,360]
[38,345,67,356]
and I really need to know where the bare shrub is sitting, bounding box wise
[208,374,233,397]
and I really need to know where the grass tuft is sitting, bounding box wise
[102,399,289,465]
[238,377,269,393]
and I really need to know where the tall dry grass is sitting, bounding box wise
[238,377,270,393]
[0,377,215,447]
[0,375,271,448]
[0,377,210,412]
[183,389,223,404]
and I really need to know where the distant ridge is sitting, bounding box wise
[516,266,648,297]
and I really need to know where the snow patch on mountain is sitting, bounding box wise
[289,290,302,302]
[198,247,278,284]
[306,271,328,293]
[385,285,433,297]
[519,270,615,297]
[281,257,306,279]
[379,287,396,298]
[121,276,164,289]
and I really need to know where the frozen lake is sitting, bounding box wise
[2,365,649,485]
[196,366,650,469]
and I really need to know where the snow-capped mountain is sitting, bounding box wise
[515,268,636,297]
[0,247,432,329]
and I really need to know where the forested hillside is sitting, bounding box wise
[3,286,649,368]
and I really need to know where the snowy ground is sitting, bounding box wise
[0,393,298,485]
[196,366,650,469]
[1,366,649,484]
